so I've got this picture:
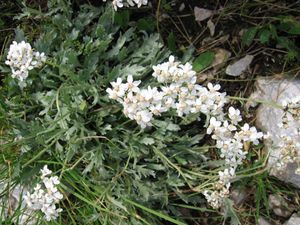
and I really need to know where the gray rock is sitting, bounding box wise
[230,188,247,206]
[284,213,300,225]
[194,7,213,22]
[250,78,300,188]
[225,55,254,76]
[272,162,300,189]
[268,194,292,218]
[258,216,273,225]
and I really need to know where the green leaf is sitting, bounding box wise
[171,204,216,213]
[242,27,258,46]
[224,199,241,225]
[192,51,215,72]
[108,196,128,212]
[259,29,271,44]
[14,28,25,42]
[277,36,296,51]
[269,24,278,39]
[0,19,4,29]
[287,22,300,35]
[79,100,87,111]
[181,45,195,63]
[175,156,187,165]
[123,198,187,225]
[114,10,130,29]
[141,137,155,145]
[137,18,155,32]
[255,174,269,219]
[167,32,177,53]
[166,123,180,131]
[279,22,300,35]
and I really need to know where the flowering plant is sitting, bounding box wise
[24,166,63,221]
[0,1,266,224]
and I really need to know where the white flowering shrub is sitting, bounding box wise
[204,111,264,208]
[107,56,228,128]
[0,0,266,224]
[107,56,265,209]
[0,166,62,224]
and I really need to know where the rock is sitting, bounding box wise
[268,194,292,218]
[211,48,231,71]
[258,216,273,225]
[273,162,300,189]
[230,188,247,206]
[0,182,37,225]
[207,19,215,36]
[179,3,185,12]
[284,213,300,225]
[250,77,300,188]
[225,55,254,76]
[194,7,214,22]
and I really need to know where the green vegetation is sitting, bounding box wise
[0,0,300,225]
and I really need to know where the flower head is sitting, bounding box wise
[6,41,46,81]
[24,165,63,221]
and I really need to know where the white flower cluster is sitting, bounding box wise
[24,165,63,221]
[5,41,46,81]
[107,56,265,209]
[103,0,148,10]
[204,168,235,209]
[107,56,228,128]
[208,107,263,168]
[204,106,264,209]
[276,135,300,173]
[280,96,300,129]
[0,183,37,225]
[275,97,300,174]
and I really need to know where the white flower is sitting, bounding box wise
[135,110,153,128]
[106,77,128,100]
[24,165,63,222]
[207,82,221,92]
[236,123,263,145]
[133,0,148,7]
[41,204,62,221]
[218,167,235,186]
[295,167,300,175]
[107,56,229,128]
[41,165,52,178]
[228,107,242,125]
[112,0,123,10]
[104,0,148,10]
[274,135,299,172]
[203,187,230,209]
[125,75,141,93]
[207,117,221,134]
[149,103,167,116]
[5,41,46,81]
[43,177,57,193]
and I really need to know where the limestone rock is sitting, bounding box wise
[225,55,254,76]
[230,188,247,206]
[268,194,292,218]
[258,216,273,225]
[284,213,300,225]
[251,77,300,188]
[194,7,213,22]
